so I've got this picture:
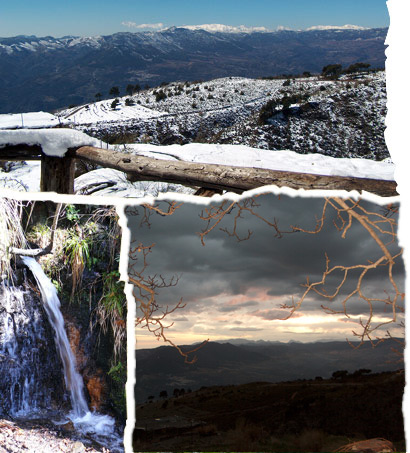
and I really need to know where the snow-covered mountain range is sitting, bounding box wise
[0,27,387,114]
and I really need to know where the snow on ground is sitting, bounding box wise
[0,162,40,192]
[0,129,100,156]
[58,75,336,126]
[0,112,68,129]
[61,72,387,160]
[62,99,164,126]
[75,168,194,197]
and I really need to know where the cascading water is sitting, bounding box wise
[0,281,62,416]
[14,257,124,452]
[22,256,89,418]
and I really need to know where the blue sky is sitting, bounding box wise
[1,0,389,37]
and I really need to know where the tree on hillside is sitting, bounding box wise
[134,83,141,93]
[322,64,343,79]
[95,92,102,102]
[346,62,371,74]
[126,84,135,96]
[111,98,120,110]
[109,86,120,97]
[159,390,168,399]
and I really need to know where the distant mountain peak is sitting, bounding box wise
[306,24,370,31]
[178,24,271,33]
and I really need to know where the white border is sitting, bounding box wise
[0,1,408,448]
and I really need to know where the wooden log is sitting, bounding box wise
[72,146,398,197]
[40,155,75,194]
[10,244,52,257]
[0,144,43,160]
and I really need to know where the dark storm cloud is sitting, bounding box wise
[250,308,295,320]
[126,193,404,327]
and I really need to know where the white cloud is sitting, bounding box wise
[121,22,164,30]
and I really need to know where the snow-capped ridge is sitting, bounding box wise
[306,24,370,31]
[179,24,271,33]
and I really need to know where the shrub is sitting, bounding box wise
[258,98,279,124]
[155,90,167,102]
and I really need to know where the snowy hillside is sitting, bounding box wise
[59,71,388,161]
[0,71,392,198]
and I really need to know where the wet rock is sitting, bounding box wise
[0,284,63,416]
[86,374,106,411]
[60,420,75,433]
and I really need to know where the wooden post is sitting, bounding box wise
[40,155,75,194]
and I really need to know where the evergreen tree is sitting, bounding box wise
[346,62,371,74]
[109,86,120,97]
[111,98,120,110]
[322,64,342,79]
[126,84,134,96]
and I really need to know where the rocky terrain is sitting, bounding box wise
[0,419,109,453]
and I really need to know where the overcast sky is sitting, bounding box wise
[0,0,389,38]
[127,193,404,349]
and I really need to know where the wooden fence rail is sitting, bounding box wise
[0,144,398,197]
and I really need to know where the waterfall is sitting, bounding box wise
[20,256,123,452]
[21,256,89,417]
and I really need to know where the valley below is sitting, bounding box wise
[133,370,405,452]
